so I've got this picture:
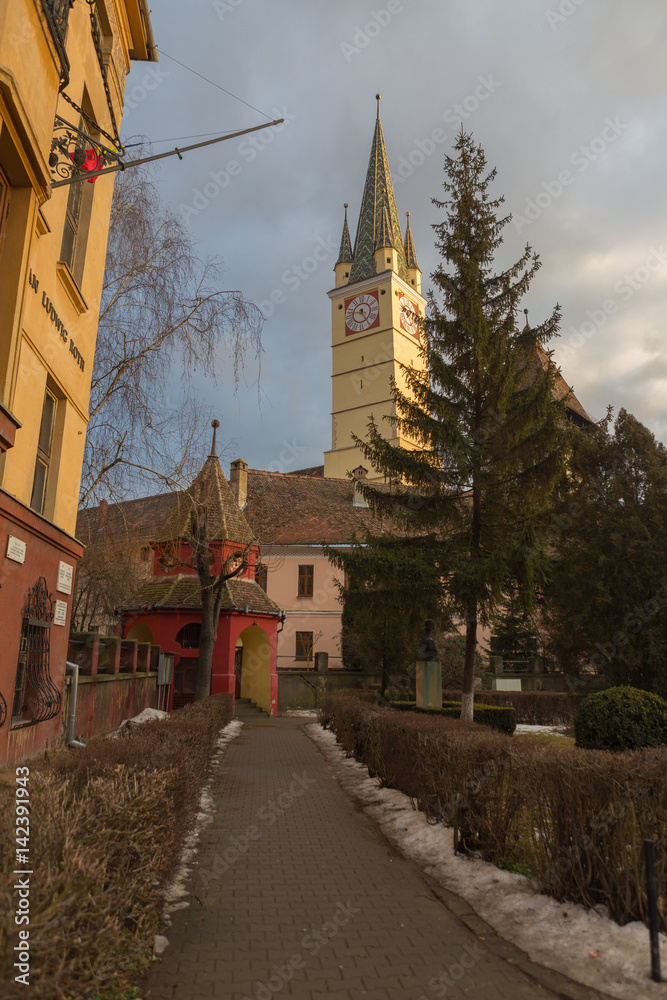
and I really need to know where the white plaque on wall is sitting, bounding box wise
[6,535,27,563]
[53,600,68,627]
[57,560,73,594]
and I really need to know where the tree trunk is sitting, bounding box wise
[461,599,477,721]
[195,585,216,701]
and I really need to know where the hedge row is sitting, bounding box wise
[0,693,234,1000]
[442,689,585,725]
[320,692,666,930]
[390,700,516,735]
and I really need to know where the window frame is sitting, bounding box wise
[297,564,314,598]
[295,631,314,662]
[30,387,57,515]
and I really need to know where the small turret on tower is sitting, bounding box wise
[334,203,354,288]
[404,212,421,293]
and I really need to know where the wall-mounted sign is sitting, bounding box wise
[53,600,68,626]
[27,270,86,371]
[6,535,27,563]
[57,560,73,594]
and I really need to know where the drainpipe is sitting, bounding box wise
[65,661,86,749]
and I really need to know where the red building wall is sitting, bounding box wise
[0,489,83,764]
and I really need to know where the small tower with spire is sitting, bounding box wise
[403,212,421,293]
[334,204,354,288]
[324,95,428,481]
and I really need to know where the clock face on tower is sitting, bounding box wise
[344,291,380,335]
[398,294,419,339]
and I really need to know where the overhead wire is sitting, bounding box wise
[156,48,275,122]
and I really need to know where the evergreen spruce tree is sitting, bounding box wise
[542,408,667,693]
[325,533,443,696]
[355,132,567,720]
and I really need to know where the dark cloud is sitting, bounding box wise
[121,0,667,470]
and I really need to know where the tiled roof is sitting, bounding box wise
[404,213,419,270]
[77,491,184,546]
[374,204,394,251]
[244,469,393,545]
[535,344,593,425]
[348,108,409,284]
[156,454,255,546]
[126,573,280,615]
[336,205,354,265]
[288,465,324,477]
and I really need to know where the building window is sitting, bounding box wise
[295,632,313,661]
[30,388,57,515]
[255,563,268,592]
[12,578,62,727]
[59,110,96,287]
[176,623,201,649]
[298,564,313,598]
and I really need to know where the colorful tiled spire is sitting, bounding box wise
[349,95,408,284]
[336,203,354,265]
[403,212,419,270]
[374,203,394,251]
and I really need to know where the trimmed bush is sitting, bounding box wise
[442,689,584,725]
[0,693,234,1000]
[391,700,516,735]
[574,685,667,751]
[320,692,667,930]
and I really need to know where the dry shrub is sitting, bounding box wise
[442,688,584,724]
[0,692,233,999]
[321,692,667,929]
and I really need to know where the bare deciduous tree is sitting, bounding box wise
[80,160,263,507]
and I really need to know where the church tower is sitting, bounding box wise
[323,96,427,481]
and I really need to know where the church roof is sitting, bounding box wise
[403,213,419,270]
[156,434,255,546]
[336,204,354,265]
[126,573,280,615]
[534,344,593,425]
[348,99,408,284]
[244,469,395,545]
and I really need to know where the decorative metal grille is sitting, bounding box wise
[0,692,7,730]
[49,114,122,185]
[42,0,75,90]
[176,623,201,650]
[11,579,62,727]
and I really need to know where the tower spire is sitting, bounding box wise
[403,212,419,270]
[209,418,219,458]
[348,97,408,284]
[336,203,354,265]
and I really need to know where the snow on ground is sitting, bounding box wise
[157,719,244,954]
[105,706,170,738]
[282,709,318,717]
[307,723,666,1000]
[514,723,571,737]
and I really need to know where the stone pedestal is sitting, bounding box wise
[415,660,442,708]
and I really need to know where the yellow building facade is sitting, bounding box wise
[0,0,155,763]
[324,98,427,481]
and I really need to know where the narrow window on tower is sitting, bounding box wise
[297,564,313,598]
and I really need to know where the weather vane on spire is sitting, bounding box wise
[376,92,381,117]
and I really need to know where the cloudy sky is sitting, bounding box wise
[120,0,667,475]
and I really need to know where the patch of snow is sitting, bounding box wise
[307,723,665,1000]
[153,934,169,956]
[283,709,318,717]
[105,707,170,738]
[514,723,571,737]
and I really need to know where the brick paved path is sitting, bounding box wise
[145,707,610,1000]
